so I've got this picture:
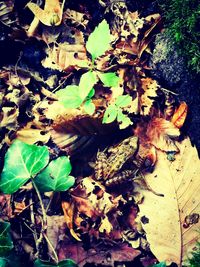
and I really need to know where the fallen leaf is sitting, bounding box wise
[58,241,140,267]
[0,107,19,130]
[16,125,51,145]
[140,78,159,115]
[147,118,180,152]
[62,202,81,242]
[171,102,188,129]
[138,138,200,266]
[27,0,65,27]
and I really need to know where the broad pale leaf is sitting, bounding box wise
[56,86,83,108]
[138,138,200,266]
[102,105,118,124]
[98,72,119,87]
[0,222,13,256]
[86,20,111,60]
[0,140,49,194]
[34,157,75,192]
[34,259,77,267]
[79,71,97,100]
[115,95,132,108]
[83,100,95,115]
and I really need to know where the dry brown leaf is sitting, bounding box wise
[147,118,180,152]
[171,102,188,129]
[140,78,159,115]
[0,107,19,130]
[16,125,51,145]
[27,0,65,27]
[62,202,81,241]
[58,241,140,267]
[138,138,200,266]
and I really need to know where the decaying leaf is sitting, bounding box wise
[147,118,180,152]
[27,0,65,27]
[16,125,51,145]
[135,118,180,153]
[0,107,19,130]
[138,138,200,266]
[140,78,159,115]
[58,241,140,267]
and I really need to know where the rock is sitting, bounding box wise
[150,32,200,155]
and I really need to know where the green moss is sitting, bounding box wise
[184,242,200,267]
[158,0,200,73]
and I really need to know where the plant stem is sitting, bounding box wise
[31,179,59,264]
[44,233,59,264]
[32,179,47,230]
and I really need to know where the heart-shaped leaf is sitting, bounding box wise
[56,86,83,109]
[0,222,13,256]
[34,157,75,192]
[0,140,49,194]
[34,259,77,267]
[79,71,97,100]
[98,72,119,87]
[86,20,111,60]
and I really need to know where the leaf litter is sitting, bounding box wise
[0,0,199,267]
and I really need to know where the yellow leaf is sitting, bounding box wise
[138,138,200,266]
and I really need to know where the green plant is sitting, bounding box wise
[56,20,120,115]
[34,259,77,267]
[0,222,13,257]
[103,95,133,129]
[184,242,200,267]
[0,140,74,194]
[158,0,200,73]
[150,262,166,267]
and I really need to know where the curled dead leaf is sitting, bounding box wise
[171,102,188,129]
[140,78,159,116]
[147,118,180,152]
[62,201,81,241]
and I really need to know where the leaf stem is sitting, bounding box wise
[32,179,59,264]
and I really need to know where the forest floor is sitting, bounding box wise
[0,1,200,267]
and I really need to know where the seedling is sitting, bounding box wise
[103,95,133,129]
[56,20,120,115]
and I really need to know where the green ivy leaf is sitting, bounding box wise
[34,259,78,267]
[56,85,83,108]
[0,222,13,256]
[34,157,75,192]
[0,258,7,267]
[83,100,96,115]
[79,71,97,100]
[0,140,49,194]
[98,72,119,87]
[102,105,118,124]
[86,20,111,60]
[151,262,166,267]
[115,95,132,108]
